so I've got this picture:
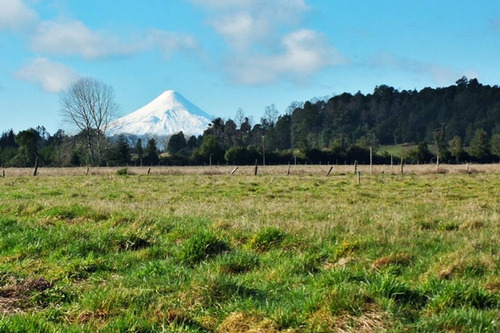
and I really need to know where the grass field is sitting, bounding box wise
[0,168,498,331]
[2,163,499,177]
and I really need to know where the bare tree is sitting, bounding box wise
[261,104,279,128]
[61,77,119,165]
[235,107,245,129]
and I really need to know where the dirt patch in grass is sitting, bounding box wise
[0,277,52,314]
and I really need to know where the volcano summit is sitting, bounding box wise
[107,90,212,139]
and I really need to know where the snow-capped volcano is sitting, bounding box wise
[107,90,212,138]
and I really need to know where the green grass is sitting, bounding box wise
[0,173,498,331]
[378,143,439,157]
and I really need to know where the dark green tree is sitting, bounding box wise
[70,151,82,166]
[490,133,500,161]
[225,146,248,164]
[167,132,187,155]
[187,135,199,150]
[135,138,144,166]
[0,129,18,166]
[144,138,159,165]
[196,135,225,165]
[110,135,131,166]
[14,129,39,166]
[240,117,252,146]
[268,114,291,150]
[469,129,490,162]
[408,142,434,164]
[0,129,17,149]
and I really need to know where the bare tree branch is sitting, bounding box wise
[60,77,119,165]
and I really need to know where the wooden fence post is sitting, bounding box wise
[354,160,358,174]
[436,156,440,172]
[147,168,151,175]
[287,163,291,176]
[254,160,258,176]
[326,166,333,176]
[32,158,39,177]
[400,157,404,175]
[86,167,90,176]
[230,166,239,175]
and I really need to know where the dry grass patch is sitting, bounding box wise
[217,312,279,333]
[2,163,499,177]
[373,253,413,269]
[459,219,485,230]
[308,306,390,333]
[433,252,496,280]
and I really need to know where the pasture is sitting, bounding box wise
[0,166,498,331]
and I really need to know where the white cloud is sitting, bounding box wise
[371,52,470,85]
[196,0,308,49]
[211,13,265,50]
[145,30,200,58]
[0,0,37,30]
[229,30,346,84]
[192,0,343,84]
[16,58,80,92]
[31,20,130,59]
[29,20,199,60]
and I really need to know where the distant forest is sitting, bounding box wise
[1,77,500,167]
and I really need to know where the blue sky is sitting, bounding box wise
[1,0,500,134]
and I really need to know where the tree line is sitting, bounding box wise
[1,77,500,167]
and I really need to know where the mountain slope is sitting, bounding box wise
[107,90,212,138]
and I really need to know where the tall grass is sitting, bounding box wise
[2,163,500,177]
[0,172,498,331]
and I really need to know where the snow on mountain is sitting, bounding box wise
[107,90,213,139]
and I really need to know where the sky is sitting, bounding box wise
[1,0,500,134]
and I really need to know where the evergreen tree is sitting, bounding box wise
[70,151,82,166]
[408,142,434,164]
[135,138,144,166]
[469,129,490,162]
[167,132,187,155]
[14,129,40,166]
[0,129,18,166]
[0,129,17,149]
[490,133,500,161]
[187,135,199,150]
[144,138,159,165]
[110,135,131,166]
